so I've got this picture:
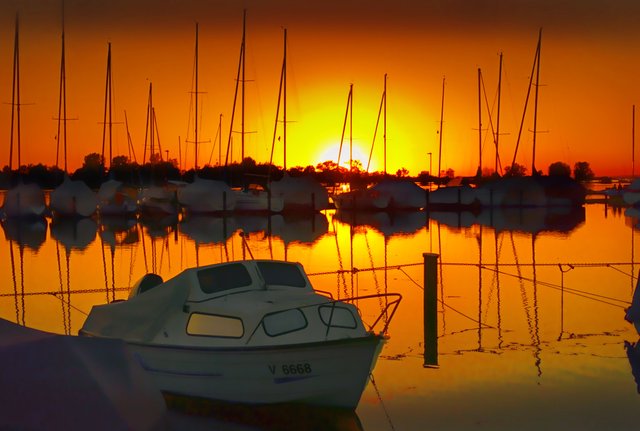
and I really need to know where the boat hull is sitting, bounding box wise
[128,334,384,410]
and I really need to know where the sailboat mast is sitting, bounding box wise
[241,10,246,162]
[438,76,445,180]
[633,104,636,178]
[56,14,68,172]
[531,29,542,175]
[9,14,20,171]
[283,28,287,171]
[350,85,353,173]
[383,73,387,175]
[336,84,352,169]
[496,52,503,174]
[219,114,223,166]
[477,68,482,176]
[101,43,113,169]
[195,22,199,170]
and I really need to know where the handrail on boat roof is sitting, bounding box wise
[331,293,403,335]
[243,292,402,344]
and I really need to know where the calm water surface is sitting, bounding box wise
[0,200,638,430]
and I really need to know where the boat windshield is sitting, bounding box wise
[256,262,307,288]
[197,263,253,294]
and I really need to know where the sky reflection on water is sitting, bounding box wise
[0,202,638,430]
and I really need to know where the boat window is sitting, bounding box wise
[256,262,307,288]
[262,309,308,337]
[318,305,358,329]
[187,313,244,338]
[197,263,253,294]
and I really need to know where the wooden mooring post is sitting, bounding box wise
[423,252,439,368]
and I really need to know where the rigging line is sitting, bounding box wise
[19,245,25,327]
[9,241,20,325]
[55,240,68,335]
[364,230,385,316]
[65,249,72,335]
[480,72,502,172]
[608,265,638,279]
[0,287,130,298]
[396,267,495,329]
[100,233,109,303]
[307,261,640,276]
[50,292,89,316]
[368,373,396,431]
[480,265,630,308]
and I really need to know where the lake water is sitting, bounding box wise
[1,198,638,430]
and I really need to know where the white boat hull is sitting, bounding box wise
[129,335,384,409]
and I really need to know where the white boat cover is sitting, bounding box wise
[1,182,46,218]
[270,174,330,211]
[83,276,190,343]
[476,177,555,207]
[177,176,236,213]
[50,175,98,217]
[97,178,123,201]
[429,185,478,206]
[0,318,166,431]
[371,179,426,210]
[81,261,326,345]
[97,178,137,212]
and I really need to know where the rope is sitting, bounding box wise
[308,261,640,276]
[479,265,630,308]
[369,373,396,431]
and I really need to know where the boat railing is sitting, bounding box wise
[243,292,402,344]
[329,293,402,336]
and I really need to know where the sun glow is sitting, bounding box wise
[316,141,379,172]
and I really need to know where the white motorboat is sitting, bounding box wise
[79,259,400,409]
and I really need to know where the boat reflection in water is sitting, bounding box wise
[625,272,640,394]
[166,397,364,431]
[430,205,586,234]
[50,217,98,251]
[334,210,426,238]
[1,216,48,251]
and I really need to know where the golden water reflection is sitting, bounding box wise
[0,203,638,430]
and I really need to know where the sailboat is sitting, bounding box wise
[96,44,137,217]
[1,15,46,220]
[49,11,98,218]
[332,84,390,211]
[268,29,329,213]
[476,29,585,208]
[177,23,236,214]
[226,11,284,213]
[136,83,179,217]
[369,74,426,210]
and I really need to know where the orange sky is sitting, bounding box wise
[1,0,640,177]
